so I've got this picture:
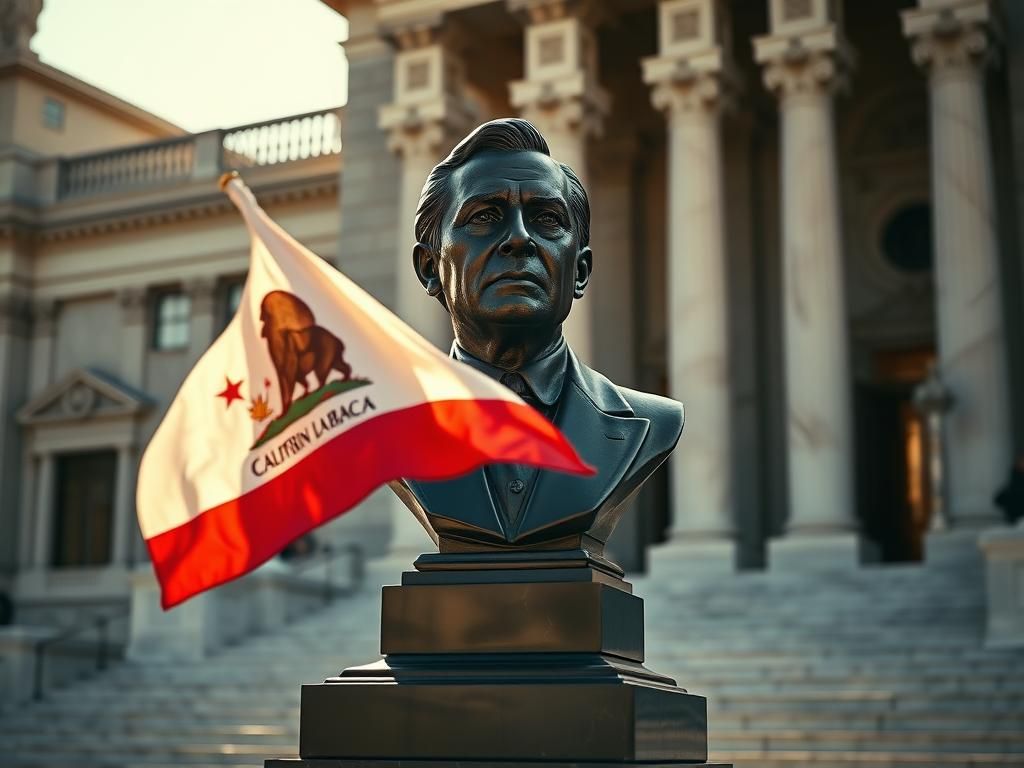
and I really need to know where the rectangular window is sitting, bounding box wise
[223,279,244,329]
[43,97,65,131]
[52,450,117,568]
[153,291,191,350]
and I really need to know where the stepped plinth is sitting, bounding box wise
[270,550,730,767]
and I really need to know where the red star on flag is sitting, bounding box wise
[216,377,244,408]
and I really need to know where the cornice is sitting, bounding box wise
[0,173,339,246]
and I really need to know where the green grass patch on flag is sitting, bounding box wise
[251,378,372,450]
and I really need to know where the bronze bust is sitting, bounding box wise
[391,118,683,564]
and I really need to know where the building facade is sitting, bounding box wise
[1,0,1023,627]
[328,0,1024,570]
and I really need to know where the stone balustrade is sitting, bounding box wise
[53,108,341,201]
[223,108,342,168]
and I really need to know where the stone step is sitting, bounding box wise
[709,690,1024,713]
[709,710,1024,731]
[713,751,1024,767]
[710,729,1024,753]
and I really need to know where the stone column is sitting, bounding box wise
[111,444,136,567]
[902,0,1011,528]
[31,452,54,569]
[0,291,30,575]
[118,287,148,389]
[509,0,608,364]
[27,298,56,395]
[378,28,474,556]
[185,277,217,365]
[378,28,474,352]
[754,0,857,560]
[643,0,736,549]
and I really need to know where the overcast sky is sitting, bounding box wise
[32,0,350,132]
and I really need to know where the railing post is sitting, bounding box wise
[192,130,225,182]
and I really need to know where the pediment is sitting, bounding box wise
[18,368,152,427]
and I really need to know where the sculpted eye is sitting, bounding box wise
[470,209,501,225]
[534,211,563,227]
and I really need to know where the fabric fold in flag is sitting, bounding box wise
[136,173,593,609]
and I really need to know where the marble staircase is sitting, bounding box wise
[0,543,1022,767]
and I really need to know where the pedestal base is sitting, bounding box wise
[302,655,707,762]
[293,551,720,766]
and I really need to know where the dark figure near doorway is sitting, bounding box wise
[389,118,683,564]
[995,455,1024,525]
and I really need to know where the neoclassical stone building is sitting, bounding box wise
[328,0,1024,569]
[1,0,1022,627]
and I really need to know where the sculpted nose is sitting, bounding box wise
[498,210,533,257]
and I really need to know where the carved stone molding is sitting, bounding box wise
[646,62,735,116]
[17,367,151,427]
[378,36,476,161]
[753,5,853,104]
[515,90,607,141]
[759,42,851,101]
[509,5,609,140]
[902,0,998,76]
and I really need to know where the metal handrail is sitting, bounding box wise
[33,608,129,701]
[291,542,365,604]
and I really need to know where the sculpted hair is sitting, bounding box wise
[414,118,591,253]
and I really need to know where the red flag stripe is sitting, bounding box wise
[146,399,593,608]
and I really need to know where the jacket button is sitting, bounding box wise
[509,479,525,494]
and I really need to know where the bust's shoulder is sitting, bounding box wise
[567,352,684,454]
[616,385,684,450]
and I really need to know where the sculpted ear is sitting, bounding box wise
[573,246,592,300]
[413,242,446,307]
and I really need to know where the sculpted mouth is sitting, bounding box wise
[488,271,544,288]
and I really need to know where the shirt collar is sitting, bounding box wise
[452,336,568,408]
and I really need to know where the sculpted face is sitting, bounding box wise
[417,150,591,341]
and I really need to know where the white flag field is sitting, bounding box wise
[136,173,592,609]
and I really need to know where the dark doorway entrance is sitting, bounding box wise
[855,349,934,563]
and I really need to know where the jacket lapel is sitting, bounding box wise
[512,352,649,542]
[404,468,507,540]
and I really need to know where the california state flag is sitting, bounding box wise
[137,174,592,609]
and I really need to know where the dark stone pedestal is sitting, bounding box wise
[278,551,724,767]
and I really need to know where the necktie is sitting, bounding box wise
[500,371,535,406]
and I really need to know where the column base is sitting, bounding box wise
[924,528,984,569]
[648,536,736,576]
[769,531,859,572]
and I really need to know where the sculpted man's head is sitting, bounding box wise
[412,119,592,361]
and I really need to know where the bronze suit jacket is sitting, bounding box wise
[391,348,684,554]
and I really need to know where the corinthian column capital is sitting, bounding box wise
[643,0,738,116]
[508,3,609,141]
[378,31,477,162]
[902,0,999,76]
[753,0,853,103]
[645,59,736,116]
[756,35,852,101]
